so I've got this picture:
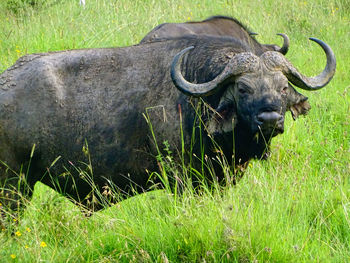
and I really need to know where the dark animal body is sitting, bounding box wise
[0,33,335,211]
[141,16,289,55]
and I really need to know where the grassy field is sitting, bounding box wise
[0,0,349,262]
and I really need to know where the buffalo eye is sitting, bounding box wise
[237,82,253,95]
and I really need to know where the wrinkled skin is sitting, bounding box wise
[0,35,334,212]
[141,15,289,55]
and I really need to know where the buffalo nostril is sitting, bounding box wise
[257,112,283,125]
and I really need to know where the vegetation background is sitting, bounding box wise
[0,0,349,262]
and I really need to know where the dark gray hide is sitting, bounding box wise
[140,15,289,55]
[0,35,335,211]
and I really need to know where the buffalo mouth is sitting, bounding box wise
[258,125,284,138]
[253,111,285,137]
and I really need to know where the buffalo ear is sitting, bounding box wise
[206,84,237,135]
[286,84,311,120]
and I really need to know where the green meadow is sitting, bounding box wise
[0,0,349,262]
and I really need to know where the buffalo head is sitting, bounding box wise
[171,38,336,148]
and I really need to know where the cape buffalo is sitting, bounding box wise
[0,35,335,212]
[141,15,289,55]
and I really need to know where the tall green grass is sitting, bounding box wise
[0,0,349,262]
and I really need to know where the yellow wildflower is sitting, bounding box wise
[15,231,22,237]
[10,254,16,259]
[26,227,31,232]
[40,241,47,248]
[25,245,29,249]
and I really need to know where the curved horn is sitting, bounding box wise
[262,38,336,90]
[276,33,289,55]
[170,47,260,97]
[170,46,222,97]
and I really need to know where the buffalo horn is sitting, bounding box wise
[171,47,260,97]
[170,46,223,97]
[283,38,336,90]
[276,33,290,55]
[262,38,336,90]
